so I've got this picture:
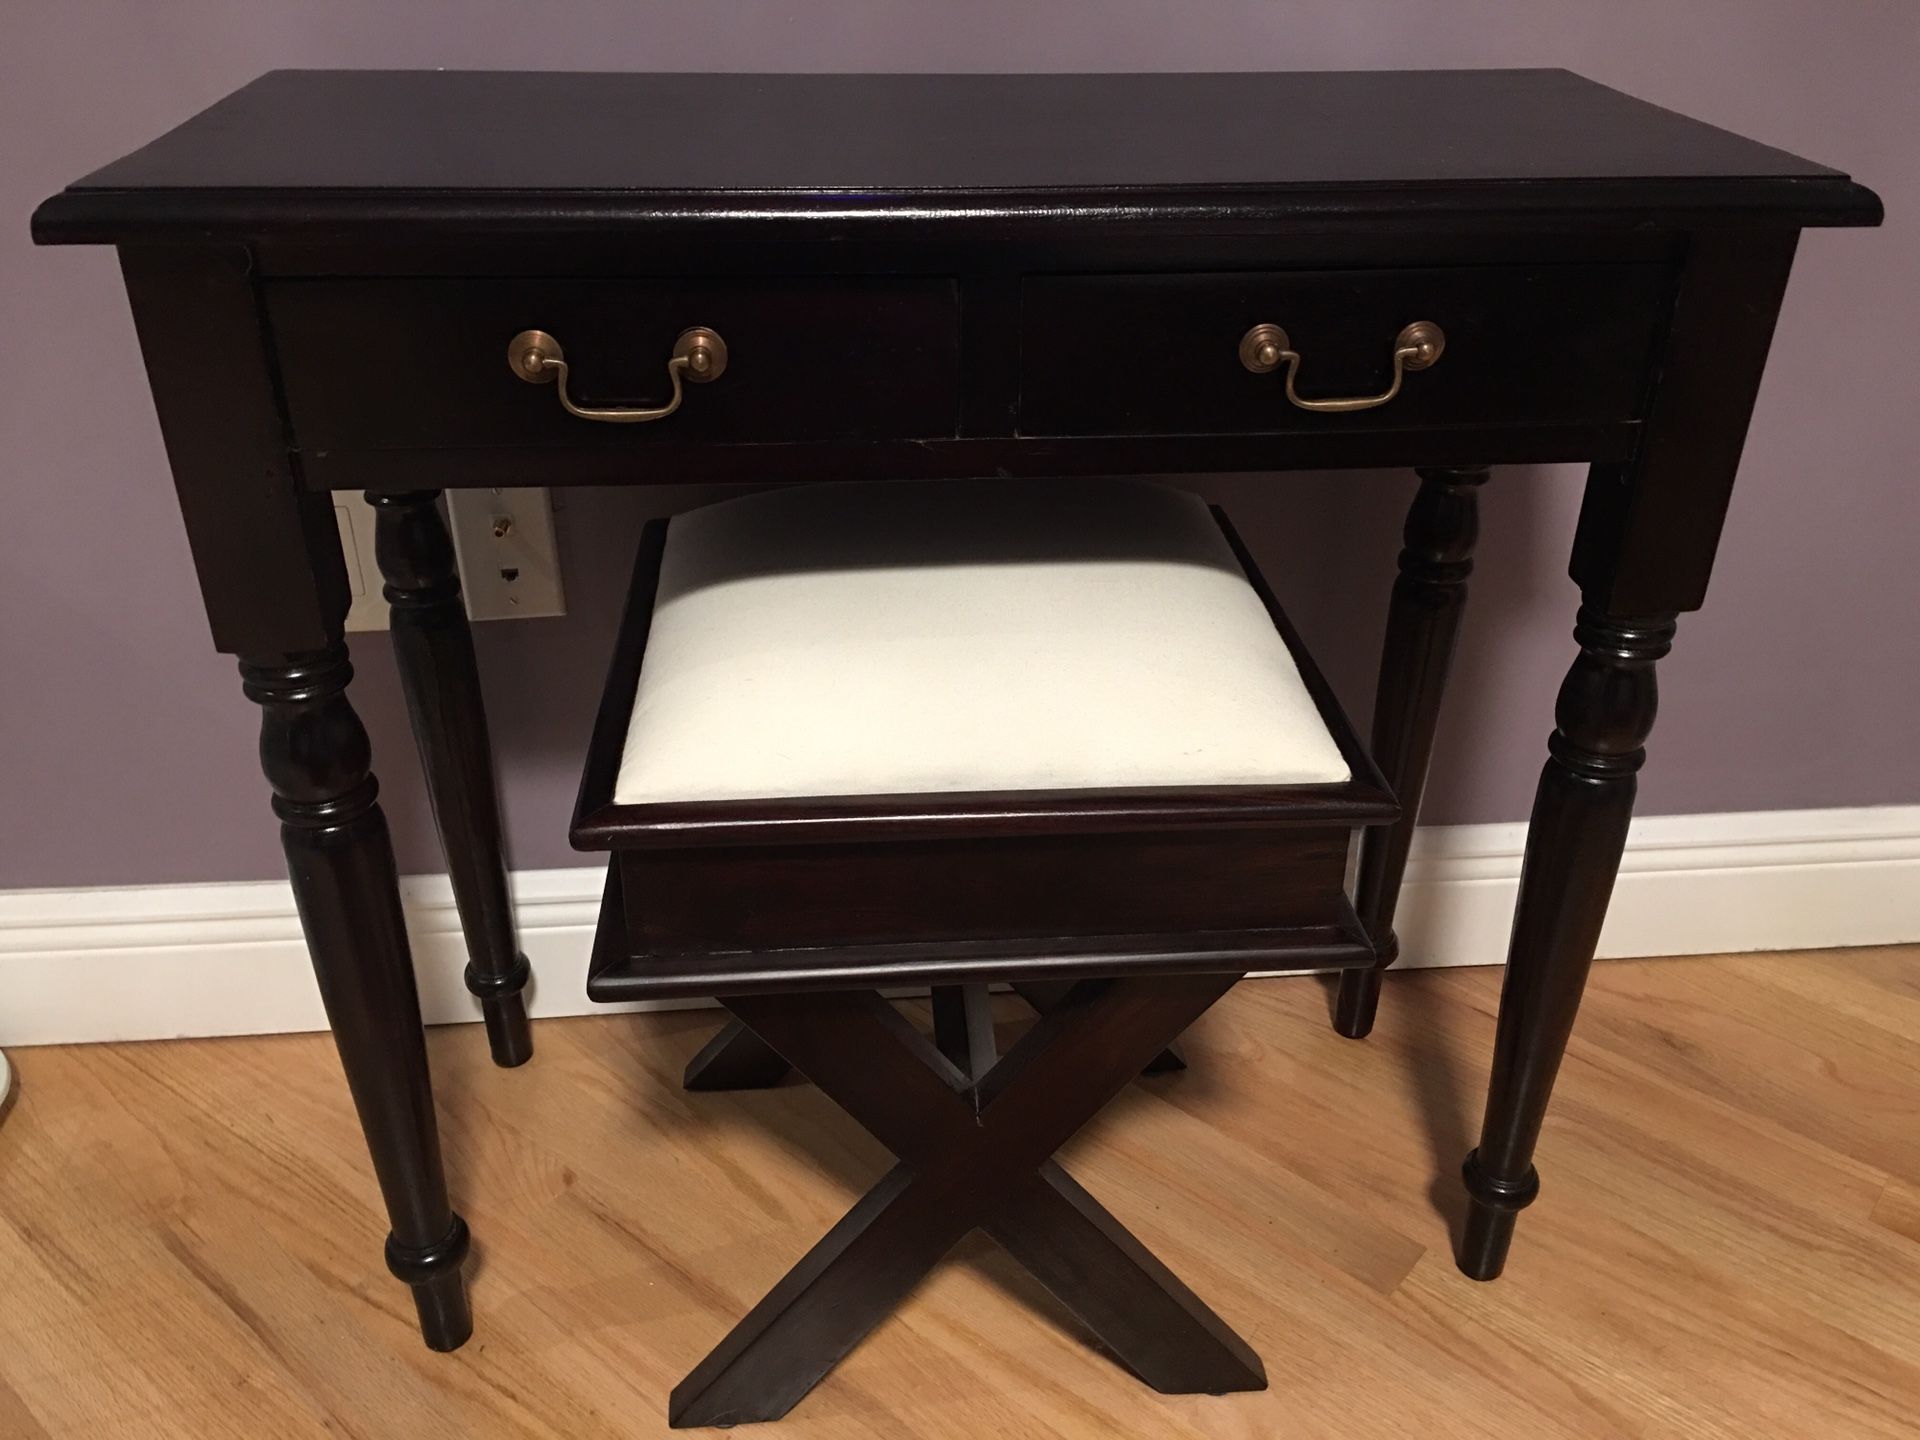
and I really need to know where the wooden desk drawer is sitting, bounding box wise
[1019,265,1669,437]
[266,277,960,449]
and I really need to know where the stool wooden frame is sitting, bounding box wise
[572,505,1397,1424]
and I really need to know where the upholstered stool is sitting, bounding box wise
[572,478,1396,1426]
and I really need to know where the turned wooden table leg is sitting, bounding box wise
[370,491,532,1068]
[1337,464,1488,1039]
[1458,605,1675,1279]
[241,645,472,1348]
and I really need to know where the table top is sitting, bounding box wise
[33,70,1880,244]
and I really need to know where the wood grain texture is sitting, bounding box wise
[3,947,1916,1438]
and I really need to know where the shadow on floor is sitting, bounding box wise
[1315,968,1481,1258]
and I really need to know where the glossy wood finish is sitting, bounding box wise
[1460,607,1675,1279]
[369,491,532,1068]
[1465,228,1812,1268]
[108,242,473,1351]
[587,854,1372,1001]
[690,976,1258,1426]
[303,426,1642,494]
[271,277,960,450]
[1021,268,1666,437]
[238,645,471,1349]
[1338,465,1491,1038]
[33,70,1879,244]
[117,246,348,656]
[1570,230,1801,615]
[617,829,1366,961]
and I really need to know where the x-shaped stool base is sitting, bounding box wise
[671,974,1265,1428]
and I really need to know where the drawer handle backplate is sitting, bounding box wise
[507,326,727,423]
[1238,321,1445,413]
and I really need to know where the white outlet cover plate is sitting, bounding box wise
[446,487,566,622]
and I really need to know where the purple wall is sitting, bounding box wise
[3,3,1915,889]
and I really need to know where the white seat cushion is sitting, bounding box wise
[613,478,1351,804]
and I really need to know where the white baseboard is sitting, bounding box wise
[2,805,1916,1048]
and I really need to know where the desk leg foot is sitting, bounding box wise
[372,491,532,1068]
[1458,1151,1537,1280]
[1457,606,1674,1278]
[243,646,472,1350]
[1332,935,1392,1040]
[388,1218,474,1350]
[1339,464,1488,1040]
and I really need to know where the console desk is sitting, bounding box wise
[32,69,1881,1350]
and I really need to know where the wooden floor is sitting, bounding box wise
[1,948,1917,1438]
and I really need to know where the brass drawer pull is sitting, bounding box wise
[1238,320,1444,413]
[507,326,727,423]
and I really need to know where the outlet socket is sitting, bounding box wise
[446,488,567,621]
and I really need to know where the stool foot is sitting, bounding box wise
[990,1162,1264,1395]
[1333,968,1382,1039]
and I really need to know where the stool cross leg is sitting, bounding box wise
[671,975,1264,1427]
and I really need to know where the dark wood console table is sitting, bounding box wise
[32,69,1879,1354]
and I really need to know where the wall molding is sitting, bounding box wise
[2,805,1917,1048]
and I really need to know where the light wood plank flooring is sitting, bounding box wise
[1,947,1916,1438]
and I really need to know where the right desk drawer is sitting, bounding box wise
[1019,264,1670,437]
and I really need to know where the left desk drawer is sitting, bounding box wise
[265,278,960,450]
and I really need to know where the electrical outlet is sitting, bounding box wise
[332,489,566,627]
[446,487,566,621]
